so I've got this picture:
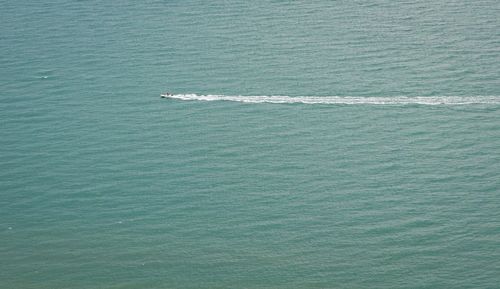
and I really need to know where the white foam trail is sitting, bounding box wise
[161,94,500,105]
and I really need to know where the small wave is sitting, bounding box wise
[161,94,500,105]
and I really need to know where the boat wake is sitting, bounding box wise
[161,94,500,105]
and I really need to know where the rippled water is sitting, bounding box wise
[1,1,500,288]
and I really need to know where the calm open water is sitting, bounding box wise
[1,1,500,288]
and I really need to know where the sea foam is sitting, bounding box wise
[161,94,500,105]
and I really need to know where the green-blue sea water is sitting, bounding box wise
[1,1,500,288]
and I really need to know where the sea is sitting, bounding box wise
[1,1,500,288]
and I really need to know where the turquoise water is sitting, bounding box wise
[1,1,500,288]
